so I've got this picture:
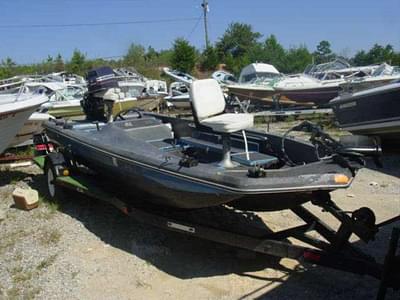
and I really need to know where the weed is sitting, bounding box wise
[39,229,62,246]
[38,196,59,213]
[12,269,33,284]
[36,254,57,271]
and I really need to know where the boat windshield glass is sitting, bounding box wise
[243,72,281,83]
[371,64,395,76]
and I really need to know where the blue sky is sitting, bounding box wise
[0,0,399,64]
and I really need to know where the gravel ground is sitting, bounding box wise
[0,124,399,300]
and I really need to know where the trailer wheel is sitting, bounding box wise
[44,161,63,200]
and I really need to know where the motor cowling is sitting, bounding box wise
[81,66,119,122]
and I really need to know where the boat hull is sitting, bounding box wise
[227,85,276,104]
[10,112,51,147]
[330,82,400,140]
[275,86,339,106]
[45,98,161,118]
[0,95,47,153]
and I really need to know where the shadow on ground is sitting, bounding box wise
[13,168,400,300]
[366,153,400,178]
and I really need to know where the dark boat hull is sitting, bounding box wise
[330,82,400,140]
[275,86,339,106]
[44,114,356,210]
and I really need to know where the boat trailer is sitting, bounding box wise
[33,152,399,299]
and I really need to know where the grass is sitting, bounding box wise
[39,229,62,246]
[36,254,57,271]
[0,229,31,255]
[38,195,60,214]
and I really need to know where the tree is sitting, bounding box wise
[216,22,262,60]
[313,40,334,64]
[0,57,16,78]
[284,45,313,73]
[170,38,196,73]
[262,35,286,70]
[67,49,86,75]
[124,43,146,67]
[352,50,369,66]
[54,54,65,72]
[200,46,219,71]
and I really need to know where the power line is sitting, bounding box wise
[186,14,203,40]
[0,17,199,29]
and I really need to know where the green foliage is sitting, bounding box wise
[200,46,219,71]
[352,43,397,66]
[284,45,313,73]
[216,22,262,60]
[261,35,286,70]
[313,40,334,64]
[170,38,196,73]
[124,43,146,68]
[66,49,86,75]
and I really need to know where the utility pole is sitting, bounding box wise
[201,0,210,48]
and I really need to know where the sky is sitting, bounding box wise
[0,0,399,64]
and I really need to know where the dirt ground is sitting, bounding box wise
[0,128,399,299]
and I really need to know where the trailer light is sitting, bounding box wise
[62,169,70,176]
[334,174,349,184]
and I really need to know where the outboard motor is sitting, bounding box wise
[81,66,119,122]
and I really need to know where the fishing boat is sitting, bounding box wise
[42,79,368,210]
[330,80,400,141]
[0,92,47,153]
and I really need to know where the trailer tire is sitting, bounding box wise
[44,160,64,201]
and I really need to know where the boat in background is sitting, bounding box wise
[273,74,344,106]
[164,82,190,109]
[0,92,47,153]
[330,80,400,141]
[339,63,400,93]
[10,112,52,147]
[24,82,86,117]
[212,70,237,86]
[162,67,196,85]
[226,63,281,104]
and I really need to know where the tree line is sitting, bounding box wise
[1,22,399,80]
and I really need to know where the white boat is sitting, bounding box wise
[0,76,29,94]
[226,63,281,103]
[212,70,237,86]
[0,92,47,154]
[145,80,168,96]
[164,81,191,109]
[23,82,86,117]
[340,63,400,93]
[162,67,196,86]
[10,112,52,147]
[273,74,344,106]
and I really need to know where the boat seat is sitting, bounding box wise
[179,137,278,167]
[190,79,254,168]
[201,113,253,133]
